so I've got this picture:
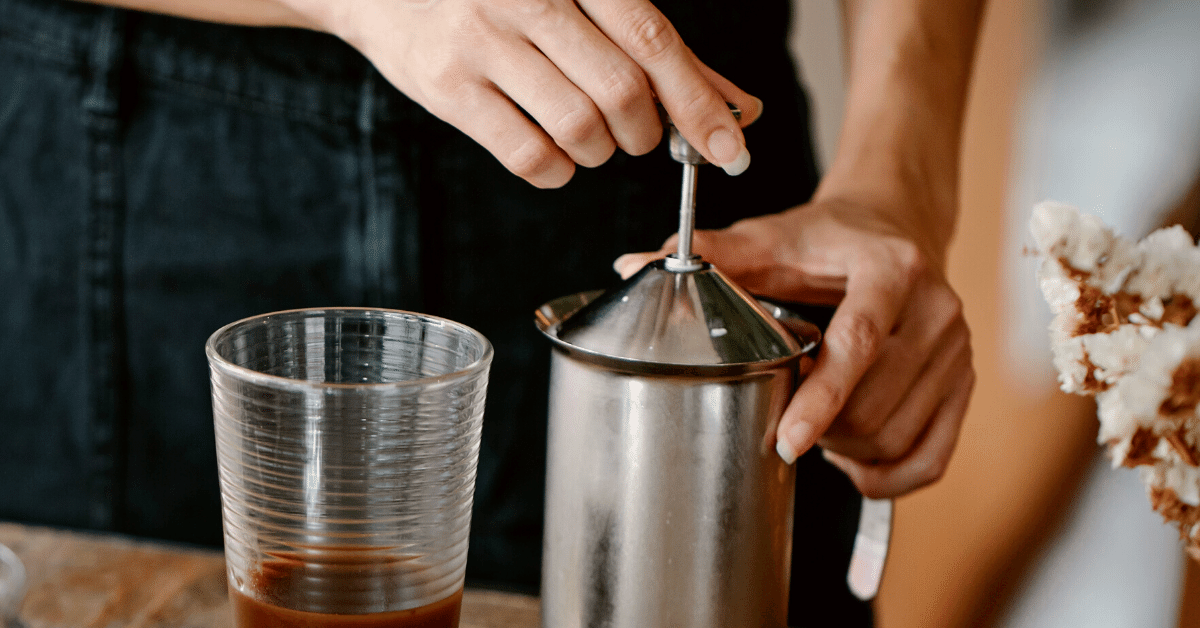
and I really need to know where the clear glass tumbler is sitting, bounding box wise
[206,308,492,628]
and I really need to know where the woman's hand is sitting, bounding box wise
[284,0,760,188]
[615,198,974,499]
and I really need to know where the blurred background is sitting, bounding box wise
[791,0,1200,626]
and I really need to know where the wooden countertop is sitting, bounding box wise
[0,523,539,628]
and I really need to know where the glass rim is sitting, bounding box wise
[205,307,493,392]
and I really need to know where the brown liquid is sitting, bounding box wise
[230,551,462,628]
[231,588,462,628]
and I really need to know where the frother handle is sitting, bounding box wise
[847,496,893,600]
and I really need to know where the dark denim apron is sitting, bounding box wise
[0,0,871,624]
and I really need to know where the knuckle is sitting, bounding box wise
[871,432,911,462]
[622,128,663,157]
[808,379,847,418]
[554,106,604,147]
[601,66,647,114]
[447,3,489,41]
[938,288,965,324]
[830,311,884,362]
[425,56,473,97]
[520,0,577,37]
[505,137,561,181]
[583,140,618,168]
[516,0,556,19]
[618,8,679,62]
[922,287,967,338]
[912,455,949,488]
[889,239,927,286]
[673,90,720,126]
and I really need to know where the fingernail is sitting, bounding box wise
[785,422,816,456]
[707,128,751,176]
[777,421,815,465]
[721,148,750,176]
[776,439,798,465]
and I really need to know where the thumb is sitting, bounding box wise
[613,228,763,280]
[686,228,768,278]
[613,231,684,278]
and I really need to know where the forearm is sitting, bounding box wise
[819,0,987,260]
[70,0,314,29]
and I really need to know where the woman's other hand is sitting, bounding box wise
[614,197,973,499]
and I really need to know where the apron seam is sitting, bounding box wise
[80,6,129,532]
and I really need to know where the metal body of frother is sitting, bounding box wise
[537,282,818,628]
[538,111,823,628]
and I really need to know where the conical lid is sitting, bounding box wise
[546,258,813,369]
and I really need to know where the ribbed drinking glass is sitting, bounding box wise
[207,308,491,627]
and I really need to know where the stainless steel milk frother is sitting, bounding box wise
[537,112,891,628]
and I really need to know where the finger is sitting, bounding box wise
[612,227,764,279]
[614,225,845,303]
[613,252,660,279]
[822,368,975,498]
[774,263,913,464]
[526,11,663,156]
[442,82,576,188]
[688,223,849,302]
[821,330,971,462]
[488,39,618,168]
[825,288,966,443]
[577,0,753,175]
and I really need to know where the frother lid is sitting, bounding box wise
[551,258,811,367]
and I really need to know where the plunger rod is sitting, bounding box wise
[677,163,698,261]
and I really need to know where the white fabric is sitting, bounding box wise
[999,0,1200,625]
[996,452,1185,628]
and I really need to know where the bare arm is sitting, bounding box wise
[827,0,987,256]
[73,0,313,28]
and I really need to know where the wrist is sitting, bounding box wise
[815,98,963,262]
[813,150,958,265]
